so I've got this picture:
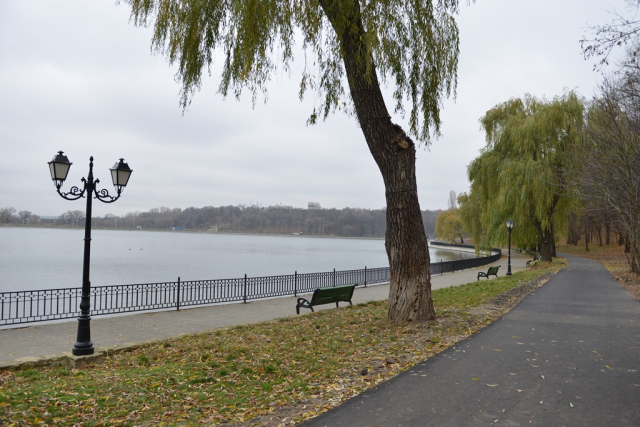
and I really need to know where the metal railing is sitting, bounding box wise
[1,248,500,326]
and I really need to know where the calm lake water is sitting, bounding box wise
[0,227,474,293]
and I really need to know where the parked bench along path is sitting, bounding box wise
[296,284,357,314]
[477,265,501,281]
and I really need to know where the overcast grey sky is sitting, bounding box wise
[0,0,628,217]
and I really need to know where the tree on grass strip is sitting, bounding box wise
[460,91,584,262]
[121,0,465,322]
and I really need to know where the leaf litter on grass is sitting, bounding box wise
[0,261,564,427]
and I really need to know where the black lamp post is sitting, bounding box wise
[48,151,132,356]
[506,220,514,276]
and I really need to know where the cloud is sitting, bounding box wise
[0,0,627,216]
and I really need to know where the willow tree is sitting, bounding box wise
[435,209,464,243]
[461,92,584,261]
[122,0,462,322]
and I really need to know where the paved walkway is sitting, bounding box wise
[302,254,640,426]
[0,253,527,366]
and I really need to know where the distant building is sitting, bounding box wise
[308,202,321,210]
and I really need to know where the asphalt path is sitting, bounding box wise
[303,254,640,426]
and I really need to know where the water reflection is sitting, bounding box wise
[0,227,475,293]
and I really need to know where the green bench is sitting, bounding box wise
[296,284,357,314]
[477,265,501,281]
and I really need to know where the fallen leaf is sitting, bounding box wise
[570,402,574,408]
[473,378,480,381]
[494,349,502,352]
[486,384,498,387]
[517,389,523,392]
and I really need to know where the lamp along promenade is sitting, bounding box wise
[47,151,133,355]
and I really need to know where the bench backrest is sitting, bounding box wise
[488,266,500,275]
[312,285,356,305]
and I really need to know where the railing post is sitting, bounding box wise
[364,266,367,287]
[441,260,443,275]
[294,271,298,297]
[243,274,247,303]
[333,268,336,287]
[176,277,180,311]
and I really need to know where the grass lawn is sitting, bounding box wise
[0,260,565,427]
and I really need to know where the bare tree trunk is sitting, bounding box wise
[625,234,631,253]
[605,219,611,245]
[584,219,590,252]
[628,226,640,274]
[320,0,434,322]
[568,213,580,245]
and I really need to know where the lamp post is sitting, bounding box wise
[506,220,514,276]
[48,151,132,356]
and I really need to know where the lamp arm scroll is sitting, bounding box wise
[56,178,87,201]
[93,179,122,204]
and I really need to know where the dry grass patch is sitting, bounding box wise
[0,260,564,427]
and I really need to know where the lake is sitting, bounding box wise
[0,227,474,293]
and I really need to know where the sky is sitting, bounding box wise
[0,0,629,217]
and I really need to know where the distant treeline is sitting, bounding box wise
[1,205,441,238]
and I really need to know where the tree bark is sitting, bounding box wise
[539,227,554,262]
[319,0,434,322]
[584,219,590,252]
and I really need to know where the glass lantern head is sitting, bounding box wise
[48,151,72,188]
[110,158,132,193]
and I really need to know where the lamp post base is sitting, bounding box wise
[72,317,94,356]
[72,343,95,356]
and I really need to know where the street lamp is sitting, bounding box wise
[506,220,514,276]
[48,151,132,356]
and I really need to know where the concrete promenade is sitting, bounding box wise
[303,254,640,426]
[0,252,528,367]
